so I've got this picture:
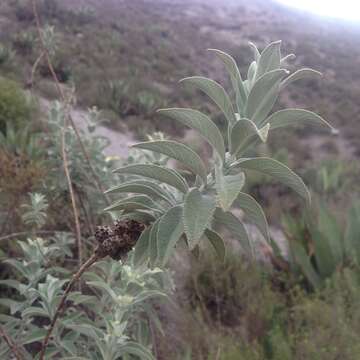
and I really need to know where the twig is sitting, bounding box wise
[39,252,100,360]
[0,326,23,360]
[31,0,110,206]
[60,107,82,266]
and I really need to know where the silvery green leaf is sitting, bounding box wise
[281,68,322,89]
[86,281,118,301]
[133,226,151,267]
[113,164,188,193]
[235,192,269,242]
[265,109,333,130]
[22,328,47,345]
[215,164,245,211]
[345,202,360,264]
[133,140,208,183]
[236,157,311,203]
[247,61,257,89]
[105,180,174,204]
[208,49,247,114]
[149,220,160,267]
[280,53,296,64]
[213,208,251,255]
[117,341,155,360]
[104,195,163,213]
[180,76,236,125]
[255,40,282,79]
[248,41,260,62]
[245,69,288,125]
[157,206,184,266]
[230,118,270,156]
[183,188,216,249]
[205,228,226,261]
[157,108,226,161]
[120,211,156,223]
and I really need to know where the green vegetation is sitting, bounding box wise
[0,0,360,358]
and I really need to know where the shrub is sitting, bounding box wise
[0,77,31,133]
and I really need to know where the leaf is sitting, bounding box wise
[157,108,225,160]
[290,241,321,289]
[213,208,251,255]
[157,206,184,266]
[248,41,260,62]
[22,328,47,345]
[205,228,226,261]
[265,109,333,130]
[149,220,160,267]
[215,164,245,211]
[133,140,207,183]
[281,68,322,89]
[230,118,270,156]
[104,195,162,213]
[183,188,216,249]
[105,180,174,204]
[133,226,152,267]
[113,164,188,193]
[180,76,236,125]
[245,69,288,125]
[117,341,155,360]
[237,157,311,203]
[208,49,247,114]
[235,192,270,242]
[256,40,282,79]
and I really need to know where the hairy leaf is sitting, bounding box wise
[133,226,152,267]
[183,188,216,249]
[281,68,322,89]
[133,140,207,183]
[205,228,226,261]
[256,40,282,79]
[157,108,225,160]
[236,157,311,203]
[215,164,245,211]
[235,192,269,242]
[113,164,188,193]
[157,206,184,266]
[180,76,236,125]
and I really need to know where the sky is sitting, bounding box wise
[276,0,360,21]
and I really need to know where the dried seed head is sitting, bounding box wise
[95,220,146,260]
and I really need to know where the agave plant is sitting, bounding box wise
[105,41,333,267]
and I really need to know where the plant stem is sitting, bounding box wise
[0,325,23,360]
[39,252,100,360]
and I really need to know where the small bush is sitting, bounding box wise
[0,77,31,133]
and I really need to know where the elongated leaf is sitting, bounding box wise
[265,109,332,130]
[208,49,247,113]
[230,118,270,156]
[133,140,207,183]
[149,220,160,267]
[183,188,216,249]
[157,206,184,266]
[118,341,155,360]
[290,241,321,289]
[281,68,322,89]
[133,226,151,267]
[157,108,225,160]
[245,69,288,125]
[213,208,251,255]
[22,329,47,345]
[205,228,226,261]
[104,195,162,213]
[237,157,310,203]
[248,42,260,62]
[180,76,236,125]
[256,40,282,79]
[105,180,174,204]
[235,192,269,242]
[113,164,188,193]
[215,164,245,211]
